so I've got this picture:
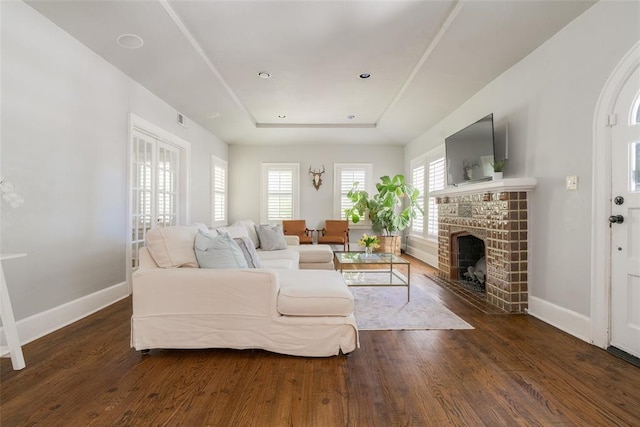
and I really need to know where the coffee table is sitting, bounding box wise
[333,251,411,301]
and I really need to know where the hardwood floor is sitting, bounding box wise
[2,256,639,426]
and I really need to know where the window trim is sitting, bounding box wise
[260,163,300,224]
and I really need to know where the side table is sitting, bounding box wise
[1,253,26,370]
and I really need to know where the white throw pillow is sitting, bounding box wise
[194,230,248,269]
[215,224,249,239]
[233,219,260,248]
[257,224,287,251]
[145,225,201,268]
[233,237,262,268]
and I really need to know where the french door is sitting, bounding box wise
[130,129,180,268]
[610,64,640,358]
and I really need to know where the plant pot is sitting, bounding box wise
[375,235,401,256]
[492,171,503,180]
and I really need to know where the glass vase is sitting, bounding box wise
[364,246,373,257]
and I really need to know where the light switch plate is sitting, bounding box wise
[566,175,578,190]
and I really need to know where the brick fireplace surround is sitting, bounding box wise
[432,179,537,313]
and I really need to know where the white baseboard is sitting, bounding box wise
[527,295,591,343]
[405,246,438,268]
[0,281,129,354]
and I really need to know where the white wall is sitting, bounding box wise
[0,1,227,324]
[229,144,403,233]
[405,1,640,321]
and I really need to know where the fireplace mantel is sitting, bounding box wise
[432,178,537,197]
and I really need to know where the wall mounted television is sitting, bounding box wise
[445,113,496,186]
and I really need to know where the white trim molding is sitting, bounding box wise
[0,282,129,354]
[590,40,640,349]
[527,296,591,343]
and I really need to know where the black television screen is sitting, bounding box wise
[445,113,496,186]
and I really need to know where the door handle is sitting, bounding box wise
[608,215,624,224]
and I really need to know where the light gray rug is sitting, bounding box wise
[351,284,474,331]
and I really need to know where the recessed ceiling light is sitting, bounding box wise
[258,72,272,79]
[207,112,221,119]
[359,73,371,79]
[278,115,287,119]
[117,34,144,49]
[347,115,356,120]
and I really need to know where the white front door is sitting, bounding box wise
[610,65,640,358]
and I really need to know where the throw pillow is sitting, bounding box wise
[256,224,287,251]
[233,237,262,268]
[214,224,249,239]
[145,225,201,268]
[233,219,260,248]
[194,230,248,269]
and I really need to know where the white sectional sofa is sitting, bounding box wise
[131,223,358,357]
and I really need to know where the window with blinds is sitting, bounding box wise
[261,163,300,223]
[427,157,445,240]
[334,164,372,220]
[211,156,227,227]
[409,146,445,242]
[411,164,425,234]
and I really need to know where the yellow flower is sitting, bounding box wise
[357,233,379,248]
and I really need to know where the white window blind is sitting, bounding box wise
[261,163,299,223]
[411,164,425,234]
[334,164,372,220]
[211,156,227,227]
[427,157,445,240]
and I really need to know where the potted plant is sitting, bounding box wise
[490,158,506,180]
[344,174,422,255]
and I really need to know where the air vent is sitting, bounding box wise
[177,112,187,127]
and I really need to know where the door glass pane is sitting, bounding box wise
[631,141,640,192]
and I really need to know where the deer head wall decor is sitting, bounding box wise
[309,165,325,191]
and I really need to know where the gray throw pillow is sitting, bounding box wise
[194,230,248,269]
[233,237,262,268]
[257,224,287,251]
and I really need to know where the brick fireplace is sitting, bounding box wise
[433,179,536,313]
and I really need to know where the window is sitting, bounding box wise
[427,156,445,239]
[410,145,445,242]
[211,156,227,227]
[334,163,373,220]
[261,163,300,223]
[411,160,425,234]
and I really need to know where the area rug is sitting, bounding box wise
[351,284,474,331]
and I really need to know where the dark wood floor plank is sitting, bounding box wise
[2,256,640,426]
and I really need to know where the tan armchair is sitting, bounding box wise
[282,220,314,244]
[317,220,349,251]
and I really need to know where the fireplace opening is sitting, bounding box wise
[455,235,486,293]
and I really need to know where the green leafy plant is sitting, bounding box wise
[490,158,507,172]
[344,174,423,236]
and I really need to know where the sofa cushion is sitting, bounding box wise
[233,237,262,268]
[195,230,248,269]
[292,244,334,264]
[257,224,287,251]
[276,270,354,316]
[145,225,203,268]
[257,248,299,269]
